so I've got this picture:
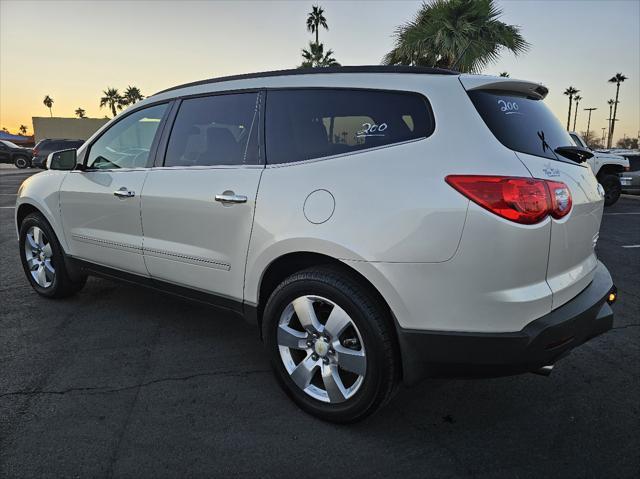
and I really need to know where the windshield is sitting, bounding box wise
[569,133,586,148]
[1,140,20,148]
[469,90,574,161]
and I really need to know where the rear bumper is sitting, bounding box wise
[398,261,615,384]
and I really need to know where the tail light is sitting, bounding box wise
[546,180,572,219]
[445,175,572,225]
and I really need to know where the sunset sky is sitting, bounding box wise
[1,0,638,143]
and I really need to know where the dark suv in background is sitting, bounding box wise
[32,139,85,168]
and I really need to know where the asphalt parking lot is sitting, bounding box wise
[1,167,638,478]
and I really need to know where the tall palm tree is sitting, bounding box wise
[100,88,123,117]
[382,0,529,72]
[75,107,86,118]
[306,5,328,45]
[121,86,144,107]
[19,125,28,135]
[607,73,627,148]
[572,94,582,131]
[300,42,340,68]
[563,86,579,131]
[43,95,54,117]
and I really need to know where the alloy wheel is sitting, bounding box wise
[24,226,55,288]
[277,295,366,403]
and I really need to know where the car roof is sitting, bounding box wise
[154,65,459,96]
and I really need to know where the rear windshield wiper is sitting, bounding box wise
[554,146,594,164]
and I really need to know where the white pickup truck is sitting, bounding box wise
[569,132,629,206]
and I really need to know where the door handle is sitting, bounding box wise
[215,192,247,204]
[114,187,135,198]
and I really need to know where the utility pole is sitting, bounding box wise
[601,127,607,145]
[584,108,597,144]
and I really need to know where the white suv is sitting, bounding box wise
[16,67,616,422]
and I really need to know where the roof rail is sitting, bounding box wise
[154,65,459,96]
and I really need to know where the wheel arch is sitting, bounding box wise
[16,199,70,253]
[597,164,625,177]
[253,252,398,339]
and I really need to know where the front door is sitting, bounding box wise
[59,103,169,275]
[141,92,263,303]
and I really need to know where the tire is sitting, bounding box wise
[14,156,30,169]
[19,212,87,298]
[600,174,621,207]
[262,266,399,423]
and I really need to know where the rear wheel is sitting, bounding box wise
[263,266,399,423]
[600,174,621,206]
[14,156,30,169]
[19,212,86,298]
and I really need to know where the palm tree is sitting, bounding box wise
[300,42,340,68]
[499,72,510,77]
[306,5,328,45]
[43,95,54,117]
[563,86,579,131]
[572,94,582,131]
[121,86,144,107]
[75,107,86,118]
[100,88,123,117]
[382,0,529,72]
[607,73,627,148]
[19,125,28,135]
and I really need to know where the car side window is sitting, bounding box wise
[265,89,434,164]
[86,103,168,170]
[164,92,261,167]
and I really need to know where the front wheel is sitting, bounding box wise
[14,156,30,169]
[600,174,622,207]
[19,212,87,298]
[263,266,399,423]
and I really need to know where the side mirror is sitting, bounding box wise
[47,149,77,170]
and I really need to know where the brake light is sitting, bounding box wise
[546,180,572,219]
[445,175,572,224]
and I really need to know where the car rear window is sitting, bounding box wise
[468,90,574,161]
[266,89,433,164]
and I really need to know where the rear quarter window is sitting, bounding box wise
[266,89,434,164]
[469,90,574,161]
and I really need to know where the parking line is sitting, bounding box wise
[622,245,640,248]
[604,212,640,215]
[0,206,15,209]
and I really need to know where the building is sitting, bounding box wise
[32,117,110,143]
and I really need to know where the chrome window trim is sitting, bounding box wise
[150,164,264,171]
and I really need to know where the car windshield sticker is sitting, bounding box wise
[497,99,522,115]
[357,122,388,137]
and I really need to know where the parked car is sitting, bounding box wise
[31,139,85,169]
[15,67,616,422]
[569,132,629,206]
[607,150,640,195]
[0,140,33,168]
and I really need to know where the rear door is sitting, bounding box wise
[140,91,263,304]
[466,85,604,309]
